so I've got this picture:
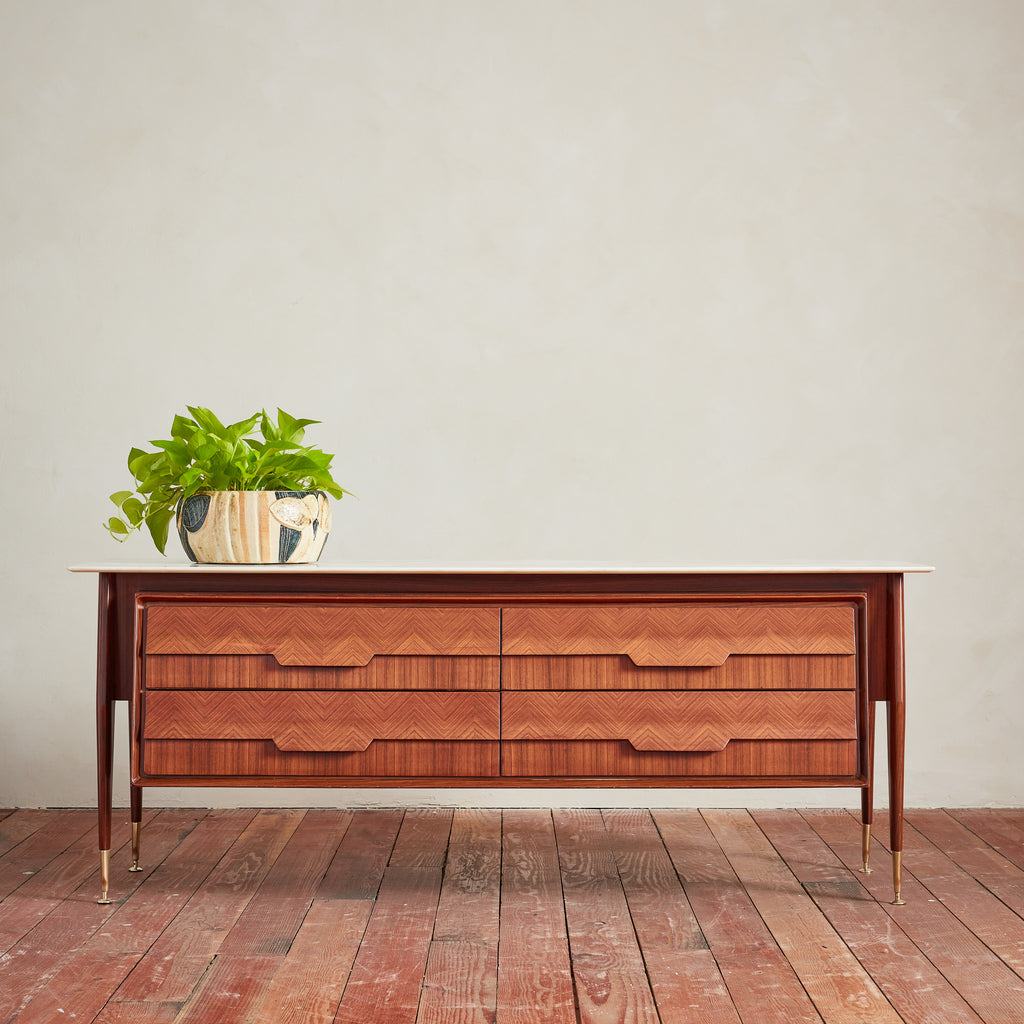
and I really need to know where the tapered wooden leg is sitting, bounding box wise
[96,573,116,905]
[860,701,876,873]
[887,574,906,905]
[97,697,114,904]
[888,697,906,904]
[129,785,143,872]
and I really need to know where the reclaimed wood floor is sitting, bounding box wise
[2,807,1024,1023]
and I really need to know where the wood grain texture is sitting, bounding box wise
[703,808,904,1024]
[79,809,230,956]
[7,805,1021,1024]
[145,652,499,690]
[218,809,353,956]
[502,603,856,666]
[891,811,1024,978]
[552,809,660,1023]
[111,808,304,1002]
[601,809,742,1024]
[419,808,502,1024]
[93,1000,180,1023]
[317,807,404,900]
[754,809,985,1024]
[948,809,1024,872]
[144,602,501,664]
[0,809,67,859]
[141,689,500,751]
[0,809,95,900]
[496,810,576,1024]
[502,738,859,778]
[807,809,1024,1023]
[0,810,165,1019]
[333,809,453,1024]
[139,738,501,779]
[652,808,825,1024]
[504,653,855,690]
[249,898,372,1024]
[171,953,282,1024]
[11,951,141,1024]
[502,690,857,751]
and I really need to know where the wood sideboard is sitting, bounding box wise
[73,563,932,904]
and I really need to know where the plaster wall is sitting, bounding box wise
[1,1,1021,809]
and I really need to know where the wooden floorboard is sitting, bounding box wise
[2,808,1024,1023]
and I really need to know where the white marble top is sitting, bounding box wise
[70,561,935,574]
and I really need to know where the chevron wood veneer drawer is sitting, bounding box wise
[501,690,857,751]
[141,601,501,690]
[144,602,501,665]
[501,689,859,777]
[501,603,856,666]
[138,690,500,779]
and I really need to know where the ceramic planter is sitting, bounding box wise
[176,490,331,564]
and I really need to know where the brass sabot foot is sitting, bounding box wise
[858,823,872,874]
[97,850,112,905]
[129,821,142,872]
[890,851,906,905]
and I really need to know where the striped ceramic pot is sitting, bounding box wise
[176,490,331,564]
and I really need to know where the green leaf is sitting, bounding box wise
[106,516,130,536]
[145,507,176,555]
[127,447,151,474]
[170,414,198,440]
[122,497,145,525]
[187,406,227,436]
[226,413,261,444]
[109,490,134,506]
[150,439,190,461]
[276,408,320,444]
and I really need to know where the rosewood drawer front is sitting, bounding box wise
[501,602,857,690]
[502,691,857,751]
[501,690,858,777]
[500,601,860,779]
[502,603,856,666]
[138,690,500,778]
[142,603,501,691]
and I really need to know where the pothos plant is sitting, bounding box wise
[106,406,349,554]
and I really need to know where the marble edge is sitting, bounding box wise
[69,562,936,574]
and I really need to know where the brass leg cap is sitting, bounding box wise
[129,823,142,871]
[890,851,906,905]
[97,849,113,905]
[858,823,872,873]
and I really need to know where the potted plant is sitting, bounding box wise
[105,406,349,563]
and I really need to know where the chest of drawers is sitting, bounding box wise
[76,564,931,904]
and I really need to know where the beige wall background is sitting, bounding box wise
[1,1,1021,810]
